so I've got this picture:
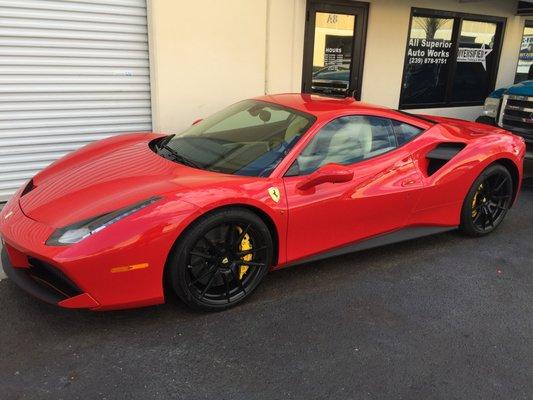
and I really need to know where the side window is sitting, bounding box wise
[292,116,397,175]
[391,120,423,145]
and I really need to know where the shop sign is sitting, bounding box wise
[324,35,352,68]
[456,44,492,69]
[407,38,452,65]
[519,34,533,61]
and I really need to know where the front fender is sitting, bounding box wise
[172,183,288,267]
[49,197,200,309]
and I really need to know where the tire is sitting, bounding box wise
[459,164,513,237]
[168,208,273,311]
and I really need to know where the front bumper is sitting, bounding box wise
[523,141,533,179]
[1,247,99,308]
[0,197,100,309]
[0,195,176,310]
[475,116,496,126]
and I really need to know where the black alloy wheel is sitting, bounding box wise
[460,164,514,236]
[169,208,272,311]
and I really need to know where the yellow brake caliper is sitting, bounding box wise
[472,183,483,218]
[237,226,252,280]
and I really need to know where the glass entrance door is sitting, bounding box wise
[302,1,368,99]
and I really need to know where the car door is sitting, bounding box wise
[282,115,425,264]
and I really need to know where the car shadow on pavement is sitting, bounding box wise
[0,229,468,330]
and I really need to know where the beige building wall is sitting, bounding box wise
[148,0,268,132]
[148,0,528,132]
[265,0,307,94]
[361,0,525,119]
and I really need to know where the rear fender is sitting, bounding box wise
[407,123,522,223]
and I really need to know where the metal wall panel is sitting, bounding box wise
[0,0,151,200]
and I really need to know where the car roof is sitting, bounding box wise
[254,93,434,129]
[255,93,390,117]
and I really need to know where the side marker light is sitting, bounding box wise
[110,263,149,273]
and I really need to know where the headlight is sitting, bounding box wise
[482,97,500,118]
[46,196,161,246]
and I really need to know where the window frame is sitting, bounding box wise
[391,119,425,146]
[284,114,427,177]
[302,0,369,99]
[399,8,506,110]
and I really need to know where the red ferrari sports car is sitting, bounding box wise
[0,94,525,311]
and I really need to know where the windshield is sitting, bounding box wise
[158,100,315,177]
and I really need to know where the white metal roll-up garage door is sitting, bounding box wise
[0,0,152,201]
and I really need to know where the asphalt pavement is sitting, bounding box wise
[1,182,532,400]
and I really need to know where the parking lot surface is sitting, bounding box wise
[1,182,532,400]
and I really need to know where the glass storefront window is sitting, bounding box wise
[514,23,533,83]
[452,20,497,102]
[302,2,368,99]
[400,9,504,109]
[401,16,454,105]
[311,12,355,96]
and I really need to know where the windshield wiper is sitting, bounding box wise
[158,134,175,147]
[156,136,202,169]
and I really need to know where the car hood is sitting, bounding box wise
[506,80,533,96]
[18,133,242,227]
[488,86,509,99]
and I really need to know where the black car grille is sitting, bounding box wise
[499,95,533,141]
[27,257,82,299]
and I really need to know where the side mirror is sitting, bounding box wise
[296,163,354,191]
[192,118,203,126]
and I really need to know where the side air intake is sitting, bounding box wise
[426,143,466,176]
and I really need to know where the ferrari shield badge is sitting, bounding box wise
[268,187,281,203]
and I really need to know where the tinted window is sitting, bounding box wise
[162,100,315,177]
[292,116,397,175]
[392,120,423,145]
[452,20,497,102]
[400,10,504,109]
[311,12,355,96]
[514,23,533,83]
[401,16,454,105]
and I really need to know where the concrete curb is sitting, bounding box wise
[0,243,5,280]
[0,202,7,279]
